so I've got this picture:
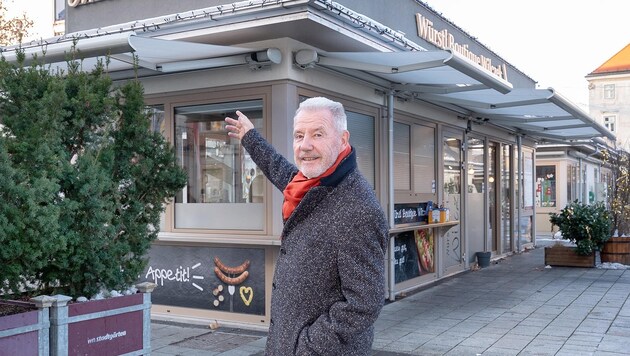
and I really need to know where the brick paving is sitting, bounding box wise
[151,237,630,355]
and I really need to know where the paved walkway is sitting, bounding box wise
[150,238,630,355]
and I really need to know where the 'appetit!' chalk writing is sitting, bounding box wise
[145,263,205,291]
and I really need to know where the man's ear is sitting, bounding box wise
[341,130,350,149]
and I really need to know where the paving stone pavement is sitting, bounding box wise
[151,238,630,355]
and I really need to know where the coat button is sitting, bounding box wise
[280,248,286,255]
[272,282,276,289]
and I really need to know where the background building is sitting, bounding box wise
[534,43,630,234]
[587,43,630,150]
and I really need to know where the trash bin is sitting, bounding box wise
[476,251,491,268]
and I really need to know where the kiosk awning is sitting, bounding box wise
[417,88,614,141]
[1,32,281,73]
[296,49,613,142]
[295,48,513,94]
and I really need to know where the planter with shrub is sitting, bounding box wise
[547,200,612,267]
[0,50,186,354]
[602,149,630,265]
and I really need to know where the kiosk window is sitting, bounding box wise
[173,100,265,230]
[394,122,435,194]
[394,122,411,190]
[347,111,375,188]
[536,165,556,207]
[146,105,165,134]
[413,124,435,194]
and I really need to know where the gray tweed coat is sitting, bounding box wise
[242,130,388,356]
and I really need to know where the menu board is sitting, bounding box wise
[138,245,265,315]
[394,228,435,283]
[394,231,420,283]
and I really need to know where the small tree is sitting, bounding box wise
[0,0,33,46]
[0,53,187,298]
[604,149,630,236]
[549,200,612,256]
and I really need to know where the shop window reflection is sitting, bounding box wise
[536,165,556,207]
[173,100,265,230]
[442,135,461,268]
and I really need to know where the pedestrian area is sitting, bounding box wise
[151,238,630,355]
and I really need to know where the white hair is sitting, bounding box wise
[295,97,347,132]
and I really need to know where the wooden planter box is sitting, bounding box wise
[0,297,53,356]
[49,282,156,356]
[544,244,595,267]
[601,237,630,265]
[0,282,155,356]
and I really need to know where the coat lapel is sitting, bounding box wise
[282,186,331,238]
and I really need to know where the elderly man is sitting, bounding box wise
[225,97,388,355]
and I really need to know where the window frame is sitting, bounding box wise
[393,114,437,204]
[535,164,557,208]
[604,84,615,99]
[603,114,616,133]
[145,87,273,236]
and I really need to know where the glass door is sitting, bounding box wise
[442,132,463,274]
[467,137,485,258]
[489,142,499,253]
[501,144,512,253]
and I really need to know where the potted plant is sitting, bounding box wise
[547,200,612,267]
[601,149,630,264]
[0,51,186,354]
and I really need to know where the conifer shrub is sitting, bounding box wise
[0,53,187,298]
[549,200,612,256]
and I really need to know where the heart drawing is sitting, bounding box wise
[240,286,253,306]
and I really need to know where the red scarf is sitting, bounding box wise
[282,146,351,220]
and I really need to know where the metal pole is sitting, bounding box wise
[517,135,522,253]
[387,91,396,302]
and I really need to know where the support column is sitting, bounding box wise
[136,282,157,355]
[49,295,73,356]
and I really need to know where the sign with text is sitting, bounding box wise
[139,245,265,315]
[394,229,436,283]
[68,294,143,356]
[394,203,428,225]
[415,13,508,81]
[394,231,420,283]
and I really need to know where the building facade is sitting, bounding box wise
[534,141,611,233]
[534,43,629,234]
[587,43,630,150]
[2,0,613,327]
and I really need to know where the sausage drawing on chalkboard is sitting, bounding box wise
[213,256,251,311]
[214,256,250,275]
[214,267,249,285]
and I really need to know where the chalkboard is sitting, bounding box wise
[393,231,420,283]
[138,245,265,316]
[393,202,429,225]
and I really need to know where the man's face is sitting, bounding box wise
[293,108,349,179]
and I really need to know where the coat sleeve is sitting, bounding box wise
[296,203,388,355]
[241,129,298,192]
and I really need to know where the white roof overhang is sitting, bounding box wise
[295,48,513,94]
[417,88,614,141]
[295,49,614,142]
[0,32,282,74]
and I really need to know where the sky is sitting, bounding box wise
[4,1,55,42]
[422,0,630,111]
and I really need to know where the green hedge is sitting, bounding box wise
[0,54,186,298]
